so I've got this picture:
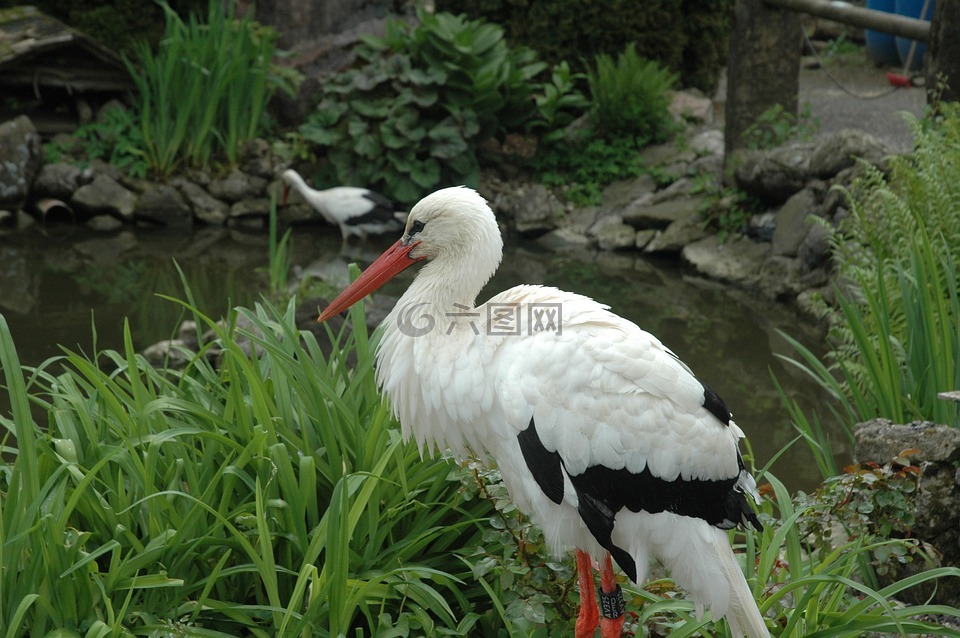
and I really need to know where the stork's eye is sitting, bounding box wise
[410,220,426,235]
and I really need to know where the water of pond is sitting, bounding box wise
[0,222,842,491]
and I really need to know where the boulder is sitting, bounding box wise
[594,222,636,251]
[771,188,817,258]
[682,235,795,299]
[0,115,43,210]
[32,163,83,200]
[601,174,658,210]
[809,129,893,179]
[493,183,562,235]
[174,178,230,225]
[72,174,138,220]
[732,143,814,205]
[854,418,960,606]
[669,90,714,124]
[797,219,831,273]
[644,213,709,254]
[208,169,269,203]
[854,419,960,465]
[623,195,705,230]
[136,183,192,228]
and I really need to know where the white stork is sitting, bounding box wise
[280,169,404,241]
[318,186,769,638]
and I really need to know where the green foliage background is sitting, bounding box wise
[435,0,732,93]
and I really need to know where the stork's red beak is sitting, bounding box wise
[318,240,425,322]
[281,184,290,206]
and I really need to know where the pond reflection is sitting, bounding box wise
[0,223,840,490]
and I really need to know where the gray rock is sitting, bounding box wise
[682,235,795,299]
[732,143,814,205]
[669,90,714,124]
[853,418,960,607]
[650,176,695,204]
[688,129,725,156]
[496,183,562,235]
[536,226,592,250]
[208,169,269,203]
[33,163,83,200]
[854,419,960,465]
[142,339,192,369]
[601,174,658,210]
[798,219,831,272]
[594,222,636,251]
[136,184,192,228]
[623,195,705,230]
[174,179,230,225]
[644,213,708,254]
[771,188,817,258]
[0,115,43,209]
[809,129,893,179]
[72,174,138,220]
[635,229,657,250]
[682,235,769,283]
[563,206,601,234]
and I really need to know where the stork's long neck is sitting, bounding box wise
[412,216,502,312]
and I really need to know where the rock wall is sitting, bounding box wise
[854,419,960,606]
[0,102,899,319]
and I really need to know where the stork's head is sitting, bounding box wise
[318,186,503,322]
[279,169,298,206]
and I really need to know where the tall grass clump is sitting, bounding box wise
[779,106,960,443]
[586,43,678,142]
[0,296,497,636]
[124,0,293,178]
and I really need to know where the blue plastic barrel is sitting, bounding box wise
[865,0,901,66]
[894,0,934,71]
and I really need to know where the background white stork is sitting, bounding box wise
[280,169,404,241]
[318,186,769,638]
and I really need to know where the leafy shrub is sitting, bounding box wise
[532,136,655,206]
[743,103,820,150]
[299,10,581,206]
[796,456,926,576]
[587,44,678,142]
[124,0,294,178]
[436,0,732,94]
[694,177,762,241]
[43,106,148,177]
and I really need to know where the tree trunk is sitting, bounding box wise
[724,0,801,169]
[925,0,960,105]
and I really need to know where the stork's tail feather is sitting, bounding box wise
[716,536,768,638]
[646,517,768,638]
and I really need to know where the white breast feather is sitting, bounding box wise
[377,283,743,482]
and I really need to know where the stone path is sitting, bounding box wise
[799,54,927,153]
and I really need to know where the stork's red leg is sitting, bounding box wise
[575,550,599,638]
[598,552,625,638]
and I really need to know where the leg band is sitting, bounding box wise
[598,584,625,619]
